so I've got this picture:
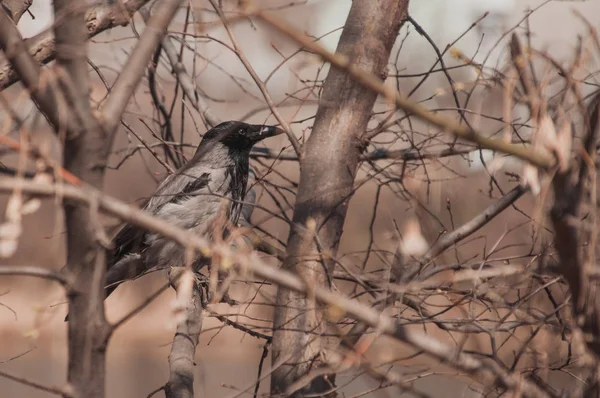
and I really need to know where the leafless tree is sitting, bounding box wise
[1,0,600,397]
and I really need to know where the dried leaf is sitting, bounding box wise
[0,220,22,258]
[5,193,22,222]
[326,303,345,322]
[537,114,558,154]
[220,255,233,270]
[21,199,41,215]
[0,240,18,258]
[400,218,428,258]
[522,164,541,196]
[32,172,52,185]
[449,47,463,59]
[0,221,21,239]
[555,120,573,172]
[306,217,317,232]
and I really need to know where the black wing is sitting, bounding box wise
[109,172,211,266]
[164,172,211,206]
[109,222,147,268]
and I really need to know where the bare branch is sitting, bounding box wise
[0,8,81,137]
[164,268,203,398]
[0,177,215,254]
[101,0,185,135]
[1,0,32,23]
[0,265,72,288]
[139,8,221,128]
[257,11,554,169]
[250,145,478,162]
[208,0,302,157]
[48,3,116,396]
[53,0,100,141]
[0,176,550,398]
[0,368,71,397]
[421,184,528,265]
[245,251,551,398]
[0,0,153,91]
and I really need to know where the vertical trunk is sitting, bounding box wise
[63,134,111,397]
[165,270,204,398]
[54,1,111,396]
[2,0,184,396]
[270,1,409,395]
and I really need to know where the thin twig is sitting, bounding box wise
[209,0,302,158]
[257,11,554,169]
[0,266,72,289]
[0,369,71,397]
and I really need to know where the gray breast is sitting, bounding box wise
[142,165,234,270]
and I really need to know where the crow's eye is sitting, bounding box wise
[239,129,245,135]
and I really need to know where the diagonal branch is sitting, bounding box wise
[0,265,72,288]
[139,7,221,128]
[1,0,33,24]
[208,0,301,157]
[100,0,185,136]
[0,177,550,398]
[0,0,153,91]
[420,184,528,266]
[0,8,81,137]
[257,12,554,170]
[0,368,70,397]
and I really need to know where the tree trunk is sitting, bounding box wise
[165,270,203,398]
[53,1,112,396]
[270,1,409,396]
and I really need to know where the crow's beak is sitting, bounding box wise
[251,125,285,142]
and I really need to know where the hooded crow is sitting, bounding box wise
[65,121,281,320]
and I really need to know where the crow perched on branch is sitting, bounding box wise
[65,121,282,320]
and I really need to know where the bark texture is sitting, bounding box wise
[1,0,32,23]
[54,1,112,396]
[0,0,153,90]
[165,270,203,398]
[270,1,409,395]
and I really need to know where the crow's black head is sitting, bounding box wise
[199,121,283,152]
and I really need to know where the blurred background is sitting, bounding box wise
[2,0,600,396]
